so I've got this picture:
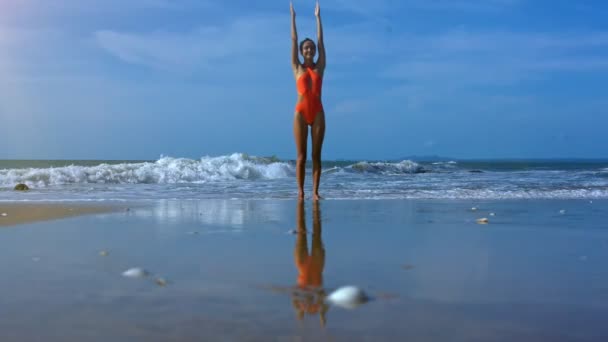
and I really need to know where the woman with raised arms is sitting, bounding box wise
[290,1,326,200]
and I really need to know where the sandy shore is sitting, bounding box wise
[0,199,606,341]
[0,203,119,227]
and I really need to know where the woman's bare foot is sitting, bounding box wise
[313,193,323,201]
[299,191,305,200]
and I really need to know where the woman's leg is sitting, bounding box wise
[311,112,325,200]
[293,113,308,200]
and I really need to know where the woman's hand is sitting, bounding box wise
[315,1,320,17]
[291,1,296,17]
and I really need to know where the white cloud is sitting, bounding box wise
[95,15,286,71]
[2,0,214,14]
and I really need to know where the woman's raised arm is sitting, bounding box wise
[291,2,300,75]
[315,1,325,71]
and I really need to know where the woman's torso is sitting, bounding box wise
[295,65,323,102]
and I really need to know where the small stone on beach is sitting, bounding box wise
[401,264,415,270]
[471,207,478,211]
[155,278,168,287]
[1,213,7,217]
[476,218,489,224]
[99,250,109,256]
[489,212,496,216]
[122,267,149,278]
[14,183,29,191]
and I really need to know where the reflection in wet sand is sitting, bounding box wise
[121,199,285,230]
[292,201,329,326]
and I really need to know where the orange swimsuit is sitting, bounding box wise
[295,66,324,125]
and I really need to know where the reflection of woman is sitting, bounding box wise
[292,200,328,326]
[290,1,326,200]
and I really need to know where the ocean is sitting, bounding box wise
[1,154,607,201]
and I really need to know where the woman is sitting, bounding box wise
[290,1,326,201]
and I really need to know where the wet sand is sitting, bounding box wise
[0,199,607,341]
[0,203,119,227]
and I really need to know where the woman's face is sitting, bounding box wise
[301,41,316,59]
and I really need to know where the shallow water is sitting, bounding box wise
[0,199,607,341]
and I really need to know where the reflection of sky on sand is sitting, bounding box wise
[125,199,286,228]
[403,220,491,303]
[1,199,608,340]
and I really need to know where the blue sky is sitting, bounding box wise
[1,0,607,160]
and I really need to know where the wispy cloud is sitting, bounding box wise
[321,0,392,16]
[382,29,608,87]
[95,15,285,72]
[404,0,521,12]
[3,0,214,14]
[321,0,520,16]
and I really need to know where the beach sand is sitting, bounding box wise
[0,203,119,227]
[0,199,607,341]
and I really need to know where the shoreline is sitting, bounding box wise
[0,203,122,227]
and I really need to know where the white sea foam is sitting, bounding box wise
[347,160,424,174]
[0,155,606,200]
[0,154,293,187]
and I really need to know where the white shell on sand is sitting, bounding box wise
[476,218,489,224]
[1,213,7,217]
[471,207,477,211]
[122,267,149,278]
[326,286,369,309]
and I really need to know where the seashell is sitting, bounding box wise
[122,267,149,278]
[471,207,477,211]
[1,213,7,217]
[155,278,168,287]
[326,286,369,309]
[476,218,489,224]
